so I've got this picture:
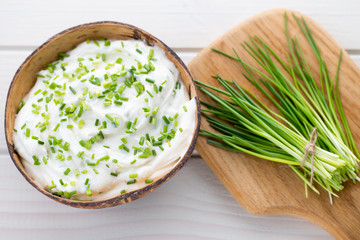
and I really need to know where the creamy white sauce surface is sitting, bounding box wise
[13,39,196,200]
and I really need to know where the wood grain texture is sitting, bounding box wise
[0,154,329,240]
[1,0,360,49]
[1,50,360,156]
[3,0,360,238]
[188,9,360,240]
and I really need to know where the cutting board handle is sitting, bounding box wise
[256,201,357,240]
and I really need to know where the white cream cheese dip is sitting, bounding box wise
[13,39,196,200]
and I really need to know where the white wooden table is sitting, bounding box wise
[1,1,360,239]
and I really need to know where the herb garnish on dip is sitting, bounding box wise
[13,39,196,200]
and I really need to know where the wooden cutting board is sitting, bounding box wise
[188,9,360,240]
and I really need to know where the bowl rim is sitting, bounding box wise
[5,21,201,208]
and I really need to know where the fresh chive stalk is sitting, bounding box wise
[197,12,360,199]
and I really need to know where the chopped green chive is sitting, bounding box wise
[53,123,60,132]
[114,100,123,105]
[118,96,128,101]
[64,191,77,199]
[136,48,142,54]
[97,131,104,140]
[78,119,85,129]
[49,82,57,90]
[139,136,145,146]
[64,168,71,175]
[127,179,136,185]
[48,181,57,190]
[86,189,92,196]
[33,156,41,165]
[118,84,126,94]
[153,84,158,93]
[77,107,83,118]
[26,128,30,137]
[153,141,163,146]
[151,117,157,125]
[146,90,154,98]
[152,107,159,115]
[158,135,166,141]
[148,49,154,58]
[59,179,65,186]
[82,87,88,96]
[146,78,155,84]
[69,86,76,95]
[119,144,130,152]
[145,179,153,184]
[34,89,42,95]
[89,77,101,86]
[99,155,110,161]
[129,173,138,178]
[105,114,114,121]
[58,52,69,60]
[116,58,123,64]
[114,117,120,126]
[162,116,170,124]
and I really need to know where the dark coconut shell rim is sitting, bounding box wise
[5,21,201,209]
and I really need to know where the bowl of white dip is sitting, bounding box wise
[5,22,200,208]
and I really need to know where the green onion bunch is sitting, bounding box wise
[196,13,360,199]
